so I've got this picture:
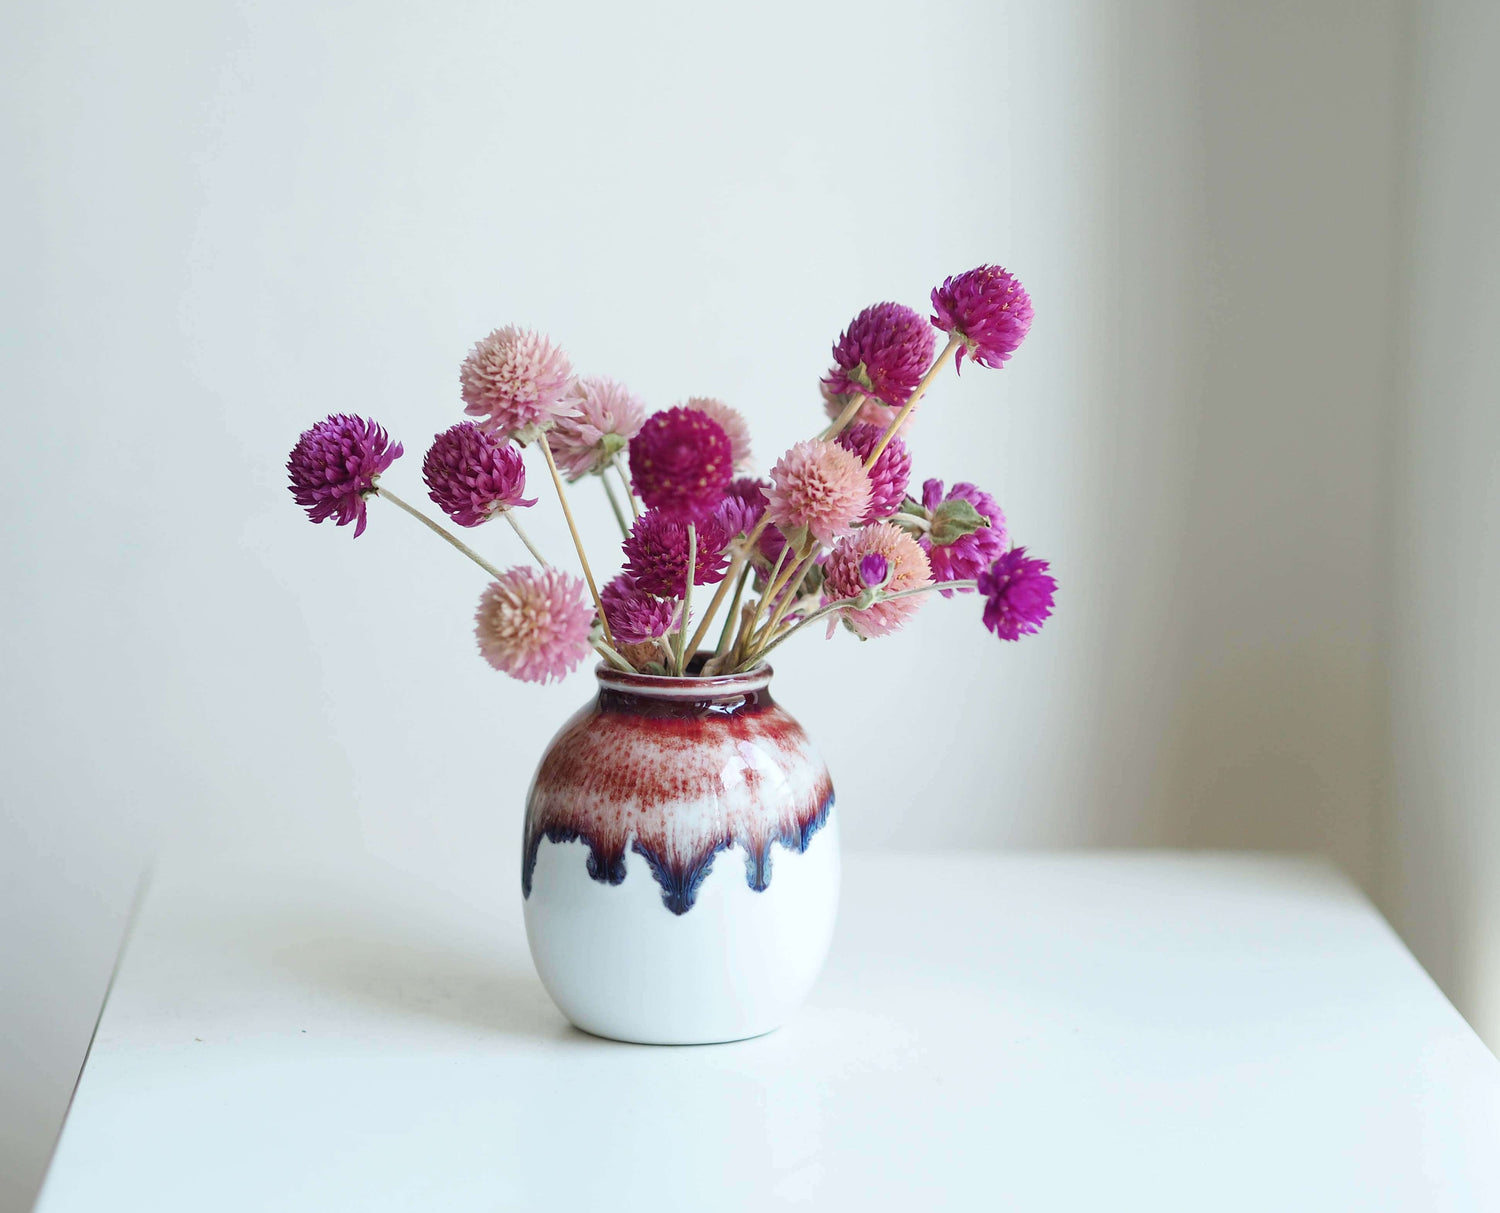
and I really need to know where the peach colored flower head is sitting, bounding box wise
[766,439,871,549]
[549,377,648,480]
[823,522,932,639]
[460,326,577,444]
[474,566,594,683]
[684,397,753,472]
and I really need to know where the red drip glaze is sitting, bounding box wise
[522,665,834,914]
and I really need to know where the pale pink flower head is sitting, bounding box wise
[460,326,577,444]
[684,397,753,472]
[930,265,1034,371]
[548,377,648,480]
[474,566,594,684]
[823,522,932,639]
[823,301,937,407]
[835,422,911,523]
[820,380,910,435]
[766,439,872,549]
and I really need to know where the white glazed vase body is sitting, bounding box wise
[521,665,839,1044]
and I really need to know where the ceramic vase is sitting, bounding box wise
[521,664,839,1044]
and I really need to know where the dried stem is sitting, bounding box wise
[675,523,696,675]
[538,433,615,648]
[503,509,549,566]
[374,486,506,581]
[820,391,869,441]
[611,454,641,519]
[599,473,630,538]
[713,562,753,660]
[864,335,962,468]
[682,513,771,658]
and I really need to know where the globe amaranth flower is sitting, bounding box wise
[628,406,734,521]
[822,301,937,407]
[930,264,1034,371]
[919,478,1009,596]
[422,422,535,527]
[822,522,932,639]
[977,546,1056,640]
[474,566,594,683]
[684,397,753,473]
[600,573,679,645]
[621,508,731,598]
[460,326,577,443]
[766,438,872,549]
[821,380,908,435]
[548,377,648,481]
[287,414,403,538]
[721,476,769,538]
[835,422,911,524]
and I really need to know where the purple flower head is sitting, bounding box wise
[286,414,403,538]
[722,476,770,535]
[859,553,890,589]
[977,546,1056,640]
[919,478,1009,596]
[930,265,1034,371]
[600,574,679,645]
[823,302,937,407]
[621,508,731,598]
[422,422,536,528]
[628,406,734,521]
[835,422,912,523]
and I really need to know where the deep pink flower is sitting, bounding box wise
[628,407,734,521]
[859,553,890,588]
[286,414,402,538]
[977,547,1056,640]
[422,422,535,527]
[822,301,937,407]
[766,439,871,547]
[621,508,731,598]
[920,478,1009,596]
[930,265,1034,371]
[600,574,679,644]
[723,477,769,536]
[548,377,648,480]
[474,566,594,683]
[460,326,577,443]
[822,523,932,639]
[835,422,911,523]
[685,397,753,472]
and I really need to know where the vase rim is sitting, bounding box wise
[594,662,772,699]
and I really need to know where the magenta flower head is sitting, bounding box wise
[931,265,1034,371]
[287,414,402,538]
[823,301,937,407]
[722,476,769,536]
[977,546,1056,640]
[628,406,734,521]
[422,422,536,527]
[822,522,933,639]
[766,438,872,549]
[460,326,577,444]
[835,422,911,523]
[621,508,731,598]
[600,573,679,645]
[548,377,648,480]
[859,552,890,589]
[474,566,594,683]
[920,478,1009,596]
[685,397,753,473]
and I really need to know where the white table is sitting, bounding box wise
[36,852,1500,1211]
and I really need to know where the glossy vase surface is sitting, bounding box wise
[521,664,839,1044]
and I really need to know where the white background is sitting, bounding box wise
[2,1,1496,1209]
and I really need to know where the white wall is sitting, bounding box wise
[0,1,1424,1209]
[1382,0,1500,1049]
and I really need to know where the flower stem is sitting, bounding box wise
[749,546,818,657]
[738,578,979,668]
[713,561,753,659]
[503,509,549,566]
[674,523,696,675]
[538,433,616,649]
[592,637,636,673]
[820,391,869,441]
[737,543,790,662]
[375,486,506,581]
[599,473,630,538]
[681,513,772,659]
[864,335,962,469]
[611,454,641,519]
